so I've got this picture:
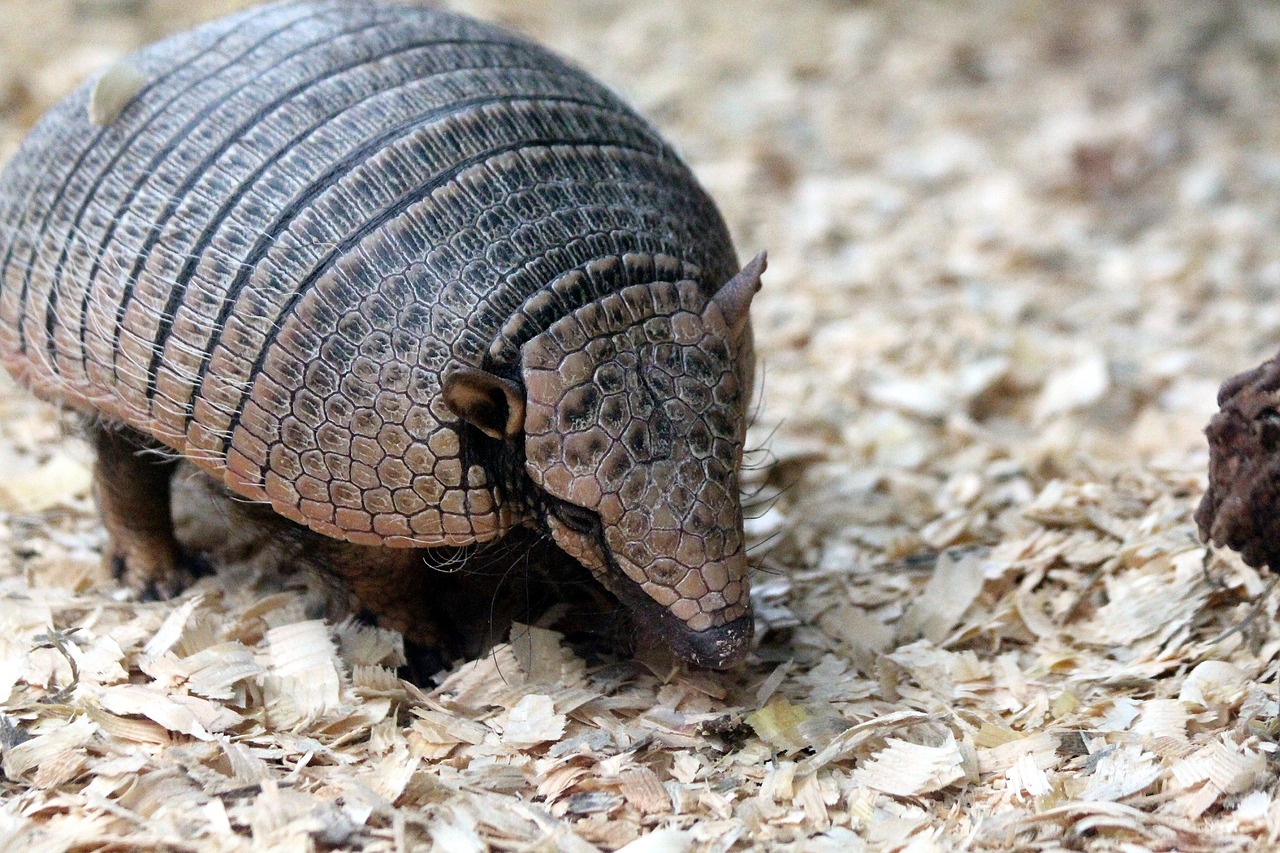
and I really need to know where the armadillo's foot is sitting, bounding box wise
[104,541,212,601]
[301,527,602,682]
[399,637,451,685]
[91,423,188,600]
[104,535,188,601]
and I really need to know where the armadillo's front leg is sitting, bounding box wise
[91,424,190,600]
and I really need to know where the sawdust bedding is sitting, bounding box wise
[2,0,1280,850]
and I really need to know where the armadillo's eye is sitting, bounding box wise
[547,498,599,535]
[1255,410,1280,452]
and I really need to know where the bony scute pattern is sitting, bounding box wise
[0,0,760,669]
[522,279,750,636]
[238,265,518,548]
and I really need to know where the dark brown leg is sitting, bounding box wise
[307,527,626,679]
[321,538,533,660]
[91,423,189,599]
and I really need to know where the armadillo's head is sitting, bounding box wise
[1197,353,1280,571]
[443,254,764,669]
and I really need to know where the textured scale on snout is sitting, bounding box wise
[520,272,758,661]
[0,0,764,670]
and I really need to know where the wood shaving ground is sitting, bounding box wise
[3,0,1280,850]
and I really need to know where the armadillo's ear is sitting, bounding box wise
[706,250,766,339]
[442,367,525,440]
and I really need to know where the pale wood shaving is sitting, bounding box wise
[853,736,967,797]
[1169,739,1267,802]
[976,731,1059,776]
[258,619,343,729]
[97,684,240,739]
[85,706,170,745]
[617,828,695,853]
[177,642,264,700]
[1079,744,1163,801]
[497,694,567,746]
[2,716,95,780]
[1179,660,1250,709]
[141,594,205,658]
[1005,751,1052,800]
[896,551,984,644]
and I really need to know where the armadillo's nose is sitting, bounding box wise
[674,615,752,670]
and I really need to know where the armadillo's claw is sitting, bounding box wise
[102,534,196,601]
[670,615,753,670]
[399,638,452,684]
[92,424,191,599]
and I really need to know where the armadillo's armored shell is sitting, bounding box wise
[0,0,738,547]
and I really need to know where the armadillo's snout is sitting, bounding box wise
[670,615,752,669]
[519,264,767,670]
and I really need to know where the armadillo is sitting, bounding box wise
[0,0,764,669]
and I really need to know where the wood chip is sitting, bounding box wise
[615,767,671,815]
[853,736,966,796]
[1079,744,1161,801]
[259,620,343,729]
[896,551,984,644]
[2,716,96,780]
[499,694,567,746]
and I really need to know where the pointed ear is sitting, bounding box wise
[442,367,525,440]
[706,251,766,339]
